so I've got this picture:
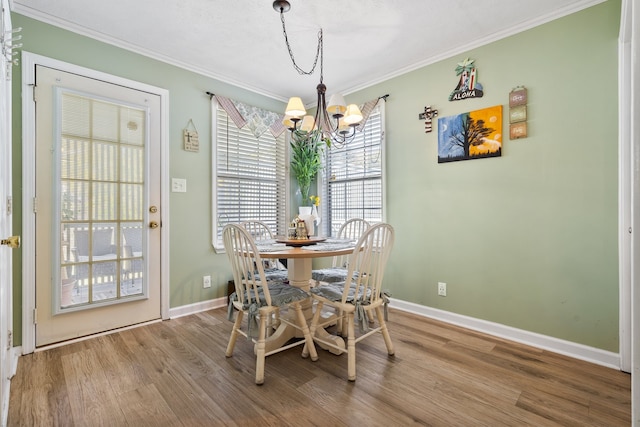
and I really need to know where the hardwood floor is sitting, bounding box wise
[8,307,630,426]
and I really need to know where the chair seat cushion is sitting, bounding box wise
[231,281,309,309]
[310,281,370,303]
[311,267,358,283]
[263,268,289,283]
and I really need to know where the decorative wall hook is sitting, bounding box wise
[1,26,22,80]
[418,105,438,133]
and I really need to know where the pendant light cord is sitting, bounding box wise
[278,7,323,81]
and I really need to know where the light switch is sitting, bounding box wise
[171,178,187,193]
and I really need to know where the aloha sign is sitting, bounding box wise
[449,58,484,101]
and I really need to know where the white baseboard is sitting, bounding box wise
[2,346,22,427]
[10,346,20,377]
[391,299,621,370]
[169,297,228,319]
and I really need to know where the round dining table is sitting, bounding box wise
[255,237,355,355]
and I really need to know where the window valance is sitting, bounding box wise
[214,94,383,140]
[215,95,286,139]
[357,98,382,131]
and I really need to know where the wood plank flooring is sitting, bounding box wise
[8,307,631,426]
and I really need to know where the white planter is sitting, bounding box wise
[298,206,315,237]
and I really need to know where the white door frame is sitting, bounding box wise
[21,52,170,354]
[1,0,16,423]
[619,0,633,375]
[619,0,639,423]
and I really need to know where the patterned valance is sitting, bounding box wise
[214,94,382,139]
[215,95,286,138]
[357,98,382,131]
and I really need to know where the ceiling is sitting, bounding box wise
[12,0,603,105]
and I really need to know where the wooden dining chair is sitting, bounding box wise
[241,220,274,241]
[241,220,288,282]
[311,218,369,286]
[223,223,318,385]
[305,222,395,381]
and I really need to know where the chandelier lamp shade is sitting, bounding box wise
[274,0,364,144]
[282,85,364,139]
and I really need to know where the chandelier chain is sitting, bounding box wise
[279,9,323,81]
[274,0,384,147]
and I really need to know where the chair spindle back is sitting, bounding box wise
[223,224,272,307]
[342,222,394,305]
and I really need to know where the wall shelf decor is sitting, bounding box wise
[508,86,528,139]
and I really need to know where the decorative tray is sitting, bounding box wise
[275,237,326,247]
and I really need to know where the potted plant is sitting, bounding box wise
[290,129,323,206]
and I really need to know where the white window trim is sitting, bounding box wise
[210,96,288,252]
[211,96,222,252]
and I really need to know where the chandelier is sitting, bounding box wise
[273,0,363,145]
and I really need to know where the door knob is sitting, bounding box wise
[149,221,159,229]
[1,236,20,248]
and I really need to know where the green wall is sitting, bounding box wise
[348,0,621,351]
[11,0,621,351]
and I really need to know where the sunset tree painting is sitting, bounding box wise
[437,105,502,163]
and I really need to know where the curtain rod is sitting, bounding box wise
[206,91,389,103]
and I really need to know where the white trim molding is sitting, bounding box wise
[391,299,621,370]
[168,297,228,319]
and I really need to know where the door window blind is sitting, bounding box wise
[320,103,385,236]
[212,100,287,249]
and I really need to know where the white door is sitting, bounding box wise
[34,65,162,346]
[0,0,15,420]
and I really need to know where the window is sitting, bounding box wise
[320,102,385,236]
[212,98,287,250]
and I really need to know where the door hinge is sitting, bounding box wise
[33,196,37,213]
[33,308,37,325]
[7,330,12,350]
[32,84,37,103]
[6,196,11,215]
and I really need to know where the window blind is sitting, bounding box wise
[212,101,287,249]
[320,103,385,236]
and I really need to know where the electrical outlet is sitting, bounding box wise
[203,275,211,288]
[438,282,447,297]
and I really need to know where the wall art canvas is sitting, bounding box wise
[438,105,502,163]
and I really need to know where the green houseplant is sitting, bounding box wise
[290,129,323,205]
